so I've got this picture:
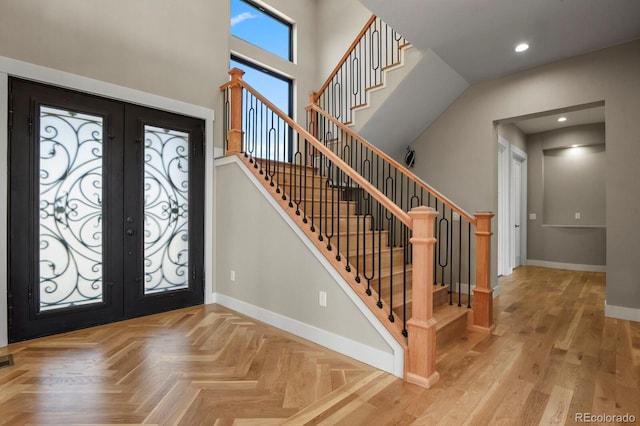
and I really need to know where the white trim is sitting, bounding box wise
[604,300,640,323]
[526,259,606,273]
[0,56,215,347]
[214,155,404,377]
[492,283,502,298]
[213,293,398,375]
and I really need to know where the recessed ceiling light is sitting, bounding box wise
[558,117,567,122]
[571,144,580,148]
[515,43,529,53]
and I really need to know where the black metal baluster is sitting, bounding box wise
[468,221,472,308]
[458,213,462,307]
[449,208,454,305]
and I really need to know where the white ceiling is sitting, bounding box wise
[360,0,640,83]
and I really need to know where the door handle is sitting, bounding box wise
[126,229,135,236]
[515,224,520,228]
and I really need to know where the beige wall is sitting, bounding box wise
[0,0,228,108]
[0,0,322,149]
[410,39,640,310]
[498,123,527,153]
[0,0,230,148]
[214,159,395,365]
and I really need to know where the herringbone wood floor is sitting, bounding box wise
[1,267,639,425]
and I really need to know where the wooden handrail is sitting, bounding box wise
[221,69,413,229]
[308,103,478,226]
[314,14,378,104]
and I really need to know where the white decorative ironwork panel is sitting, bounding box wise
[39,106,104,311]
[143,125,189,294]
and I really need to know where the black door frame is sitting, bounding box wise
[8,78,205,342]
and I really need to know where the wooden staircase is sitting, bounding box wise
[275,162,471,348]
[221,67,495,389]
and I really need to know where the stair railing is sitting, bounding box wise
[307,103,495,332]
[222,68,441,388]
[312,15,410,126]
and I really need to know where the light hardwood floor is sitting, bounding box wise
[0,266,638,425]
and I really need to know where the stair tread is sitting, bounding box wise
[433,304,469,331]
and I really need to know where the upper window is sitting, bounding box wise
[230,56,292,117]
[231,0,293,62]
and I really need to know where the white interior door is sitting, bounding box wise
[510,146,527,270]
[512,159,522,267]
[497,137,511,276]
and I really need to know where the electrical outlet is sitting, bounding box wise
[230,270,236,282]
[319,291,327,307]
[529,213,536,220]
[575,212,581,220]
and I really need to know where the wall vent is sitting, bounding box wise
[0,354,14,369]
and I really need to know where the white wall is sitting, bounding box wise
[410,40,640,318]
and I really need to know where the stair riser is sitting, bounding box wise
[436,311,469,348]
[310,216,373,234]
[276,174,326,188]
[326,231,389,252]
[285,187,343,201]
[351,250,407,271]
[300,201,356,216]
[371,269,413,290]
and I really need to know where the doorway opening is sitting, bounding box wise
[496,101,607,280]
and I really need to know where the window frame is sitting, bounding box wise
[230,54,293,119]
[231,0,293,62]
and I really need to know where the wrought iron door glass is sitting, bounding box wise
[143,125,189,294]
[38,106,104,311]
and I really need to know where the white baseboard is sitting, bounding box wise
[212,293,399,376]
[492,284,502,298]
[526,259,606,273]
[605,301,640,323]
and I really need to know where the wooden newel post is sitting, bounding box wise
[306,92,319,164]
[473,212,495,332]
[406,206,439,389]
[226,68,245,156]
[307,92,319,139]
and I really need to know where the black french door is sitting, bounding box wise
[8,78,205,342]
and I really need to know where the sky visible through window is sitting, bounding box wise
[229,58,290,116]
[231,0,291,61]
